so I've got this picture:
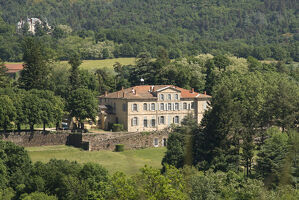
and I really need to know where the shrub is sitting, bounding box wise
[112,124,124,132]
[115,144,124,152]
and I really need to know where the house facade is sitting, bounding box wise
[98,85,211,132]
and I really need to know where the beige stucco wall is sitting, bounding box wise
[99,89,210,132]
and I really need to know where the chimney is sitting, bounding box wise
[204,91,207,95]
[123,92,125,98]
[191,88,194,93]
[131,88,134,94]
[105,91,108,97]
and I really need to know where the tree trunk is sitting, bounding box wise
[43,122,46,133]
[3,123,7,133]
[17,123,21,132]
[81,122,84,130]
[30,124,34,132]
[56,122,59,130]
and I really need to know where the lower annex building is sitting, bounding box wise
[98,85,211,132]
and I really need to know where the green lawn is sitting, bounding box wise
[61,57,136,71]
[26,145,166,175]
[7,57,136,72]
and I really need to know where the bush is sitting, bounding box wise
[115,144,124,152]
[112,124,124,132]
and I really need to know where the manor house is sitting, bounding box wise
[98,85,211,132]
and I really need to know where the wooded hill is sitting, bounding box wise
[0,0,298,61]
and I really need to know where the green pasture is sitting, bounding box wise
[7,57,136,71]
[62,57,136,71]
[26,145,166,175]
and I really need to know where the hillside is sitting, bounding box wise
[0,0,298,61]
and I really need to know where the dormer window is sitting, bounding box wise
[175,94,178,100]
[168,94,171,100]
[160,94,164,100]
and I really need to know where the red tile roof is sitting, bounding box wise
[100,85,211,99]
[4,63,23,73]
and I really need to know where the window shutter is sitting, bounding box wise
[131,118,133,126]
[136,104,138,111]
[178,103,181,111]
[136,117,138,126]
[172,103,175,110]
[158,117,160,124]
[149,103,151,111]
[131,104,133,111]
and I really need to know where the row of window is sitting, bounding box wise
[131,116,180,127]
[132,102,194,111]
[159,93,179,100]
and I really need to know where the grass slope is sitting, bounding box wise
[61,57,136,71]
[7,57,136,71]
[26,145,166,175]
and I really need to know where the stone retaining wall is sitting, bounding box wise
[0,131,169,151]
[83,131,169,151]
[0,131,71,147]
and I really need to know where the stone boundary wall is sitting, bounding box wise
[83,131,169,151]
[0,131,71,147]
[0,131,169,151]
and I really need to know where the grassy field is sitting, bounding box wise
[26,145,166,175]
[59,57,136,71]
[7,57,136,72]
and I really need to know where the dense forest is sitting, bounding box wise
[0,0,298,61]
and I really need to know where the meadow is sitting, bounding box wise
[7,57,136,72]
[26,145,166,175]
[61,57,136,71]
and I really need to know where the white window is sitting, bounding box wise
[143,103,147,111]
[168,94,171,100]
[203,101,207,110]
[154,138,159,147]
[175,103,179,110]
[175,94,178,100]
[143,119,148,127]
[132,103,138,111]
[174,116,179,124]
[160,94,164,100]
[183,102,187,110]
[160,116,165,124]
[168,103,172,110]
[132,117,138,126]
[191,102,195,109]
[151,119,156,127]
[160,103,164,110]
[151,103,155,111]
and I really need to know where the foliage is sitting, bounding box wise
[255,128,290,188]
[18,37,54,90]
[20,192,57,200]
[67,88,97,128]
[0,0,298,61]
[0,59,11,88]
[0,95,16,132]
[115,144,124,152]
[112,124,124,132]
